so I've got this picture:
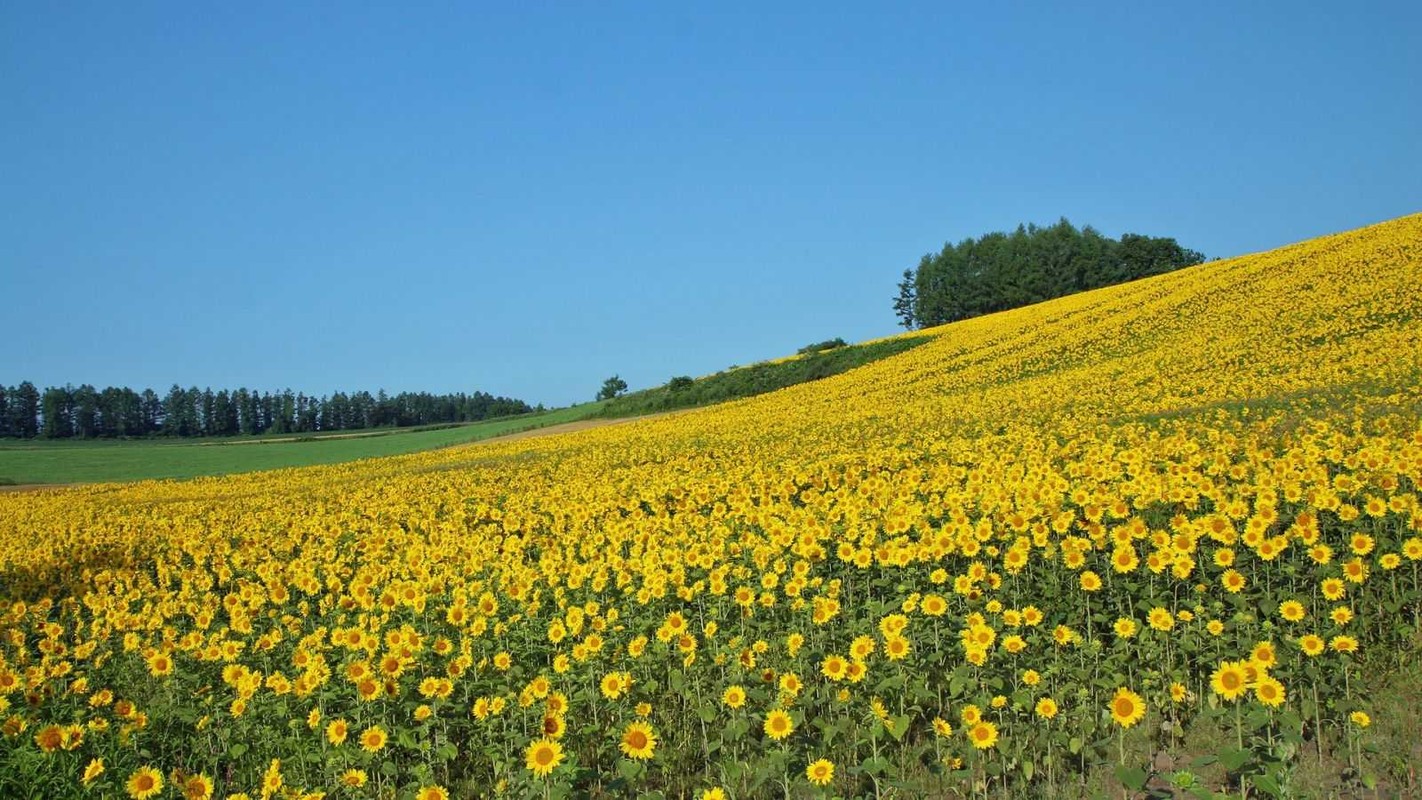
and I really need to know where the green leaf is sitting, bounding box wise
[888,715,912,741]
[435,743,458,761]
[1250,773,1282,797]
[1068,736,1082,754]
[1219,747,1251,771]
[1115,765,1148,791]
[697,706,717,723]
[861,756,890,775]
[616,758,643,781]
[229,742,249,758]
[1022,760,1034,781]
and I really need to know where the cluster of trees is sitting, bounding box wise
[0,382,533,439]
[894,219,1205,329]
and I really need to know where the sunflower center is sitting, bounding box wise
[627,731,648,749]
[535,747,555,766]
[1222,673,1240,690]
[1114,698,1135,717]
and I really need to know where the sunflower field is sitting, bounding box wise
[1,215,1420,799]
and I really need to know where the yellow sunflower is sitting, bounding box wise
[968,720,998,749]
[525,738,564,777]
[125,766,164,800]
[1109,687,1146,728]
[1210,661,1249,701]
[806,758,834,786]
[620,721,657,759]
[1253,676,1286,708]
[764,709,794,741]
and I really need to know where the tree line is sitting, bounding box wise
[0,382,534,439]
[894,219,1205,329]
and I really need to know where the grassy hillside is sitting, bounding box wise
[0,214,1419,799]
[595,334,932,418]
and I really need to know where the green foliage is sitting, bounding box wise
[900,218,1205,329]
[597,375,630,402]
[596,335,931,419]
[797,337,848,355]
[0,382,533,440]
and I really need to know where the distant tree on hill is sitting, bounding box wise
[893,269,916,329]
[597,376,629,401]
[895,219,1205,329]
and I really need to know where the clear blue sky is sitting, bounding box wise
[3,2,1418,407]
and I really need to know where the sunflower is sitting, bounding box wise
[722,685,746,709]
[620,721,657,759]
[1298,634,1325,656]
[125,766,164,800]
[1113,617,1137,638]
[1147,607,1174,632]
[1210,661,1249,701]
[1279,600,1306,622]
[1350,711,1371,727]
[600,673,624,700]
[82,758,104,785]
[779,672,802,696]
[146,652,174,678]
[1221,569,1246,593]
[34,725,63,753]
[806,758,834,786]
[1035,697,1058,719]
[525,738,564,777]
[1251,641,1277,669]
[261,759,282,797]
[339,769,367,788]
[1343,559,1368,583]
[883,636,910,661]
[1253,676,1286,708]
[416,786,450,800]
[764,709,794,741]
[359,725,387,753]
[844,660,867,683]
[968,720,998,749]
[1330,635,1358,653]
[1109,687,1146,728]
[542,714,566,738]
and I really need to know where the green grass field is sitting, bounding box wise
[0,404,603,485]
